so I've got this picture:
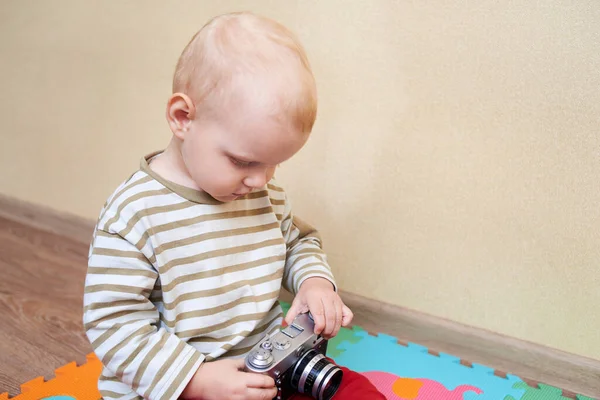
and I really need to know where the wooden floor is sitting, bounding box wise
[0,216,93,396]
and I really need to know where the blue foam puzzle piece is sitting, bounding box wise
[470,362,496,375]
[406,342,429,353]
[438,351,461,363]
[41,397,76,400]
[332,331,526,399]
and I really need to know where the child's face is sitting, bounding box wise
[181,107,309,202]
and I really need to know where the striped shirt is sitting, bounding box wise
[83,152,335,400]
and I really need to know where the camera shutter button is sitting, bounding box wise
[273,337,291,350]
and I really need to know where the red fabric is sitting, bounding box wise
[289,362,386,400]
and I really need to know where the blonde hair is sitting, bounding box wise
[173,12,317,133]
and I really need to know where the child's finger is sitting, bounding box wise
[323,299,337,338]
[332,300,343,337]
[307,297,325,334]
[284,299,302,325]
[341,304,354,326]
[244,371,276,388]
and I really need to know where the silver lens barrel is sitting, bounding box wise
[292,349,343,400]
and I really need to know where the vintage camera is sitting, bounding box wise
[244,312,343,400]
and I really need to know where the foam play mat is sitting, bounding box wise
[1,302,595,400]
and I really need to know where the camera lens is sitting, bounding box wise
[290,349,343,400]
[319,366,342,399]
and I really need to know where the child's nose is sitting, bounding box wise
[243,171,268,189]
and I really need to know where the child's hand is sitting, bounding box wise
[284,277,353,339]
[180,358,277,400]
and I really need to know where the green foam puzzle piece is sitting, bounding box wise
[327,325,366,359]
[507,381,596,400]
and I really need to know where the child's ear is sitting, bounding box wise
[166,93,196,139]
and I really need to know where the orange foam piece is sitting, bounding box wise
[0,353,102,400]
[393,377,424,398]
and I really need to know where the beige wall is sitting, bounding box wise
[1,1,599,359]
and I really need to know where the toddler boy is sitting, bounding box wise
[83,12,385,400]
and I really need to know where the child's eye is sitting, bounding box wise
[230,157,251,167]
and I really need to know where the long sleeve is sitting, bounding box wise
[279,193,336,294]
[83,228,203,400]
